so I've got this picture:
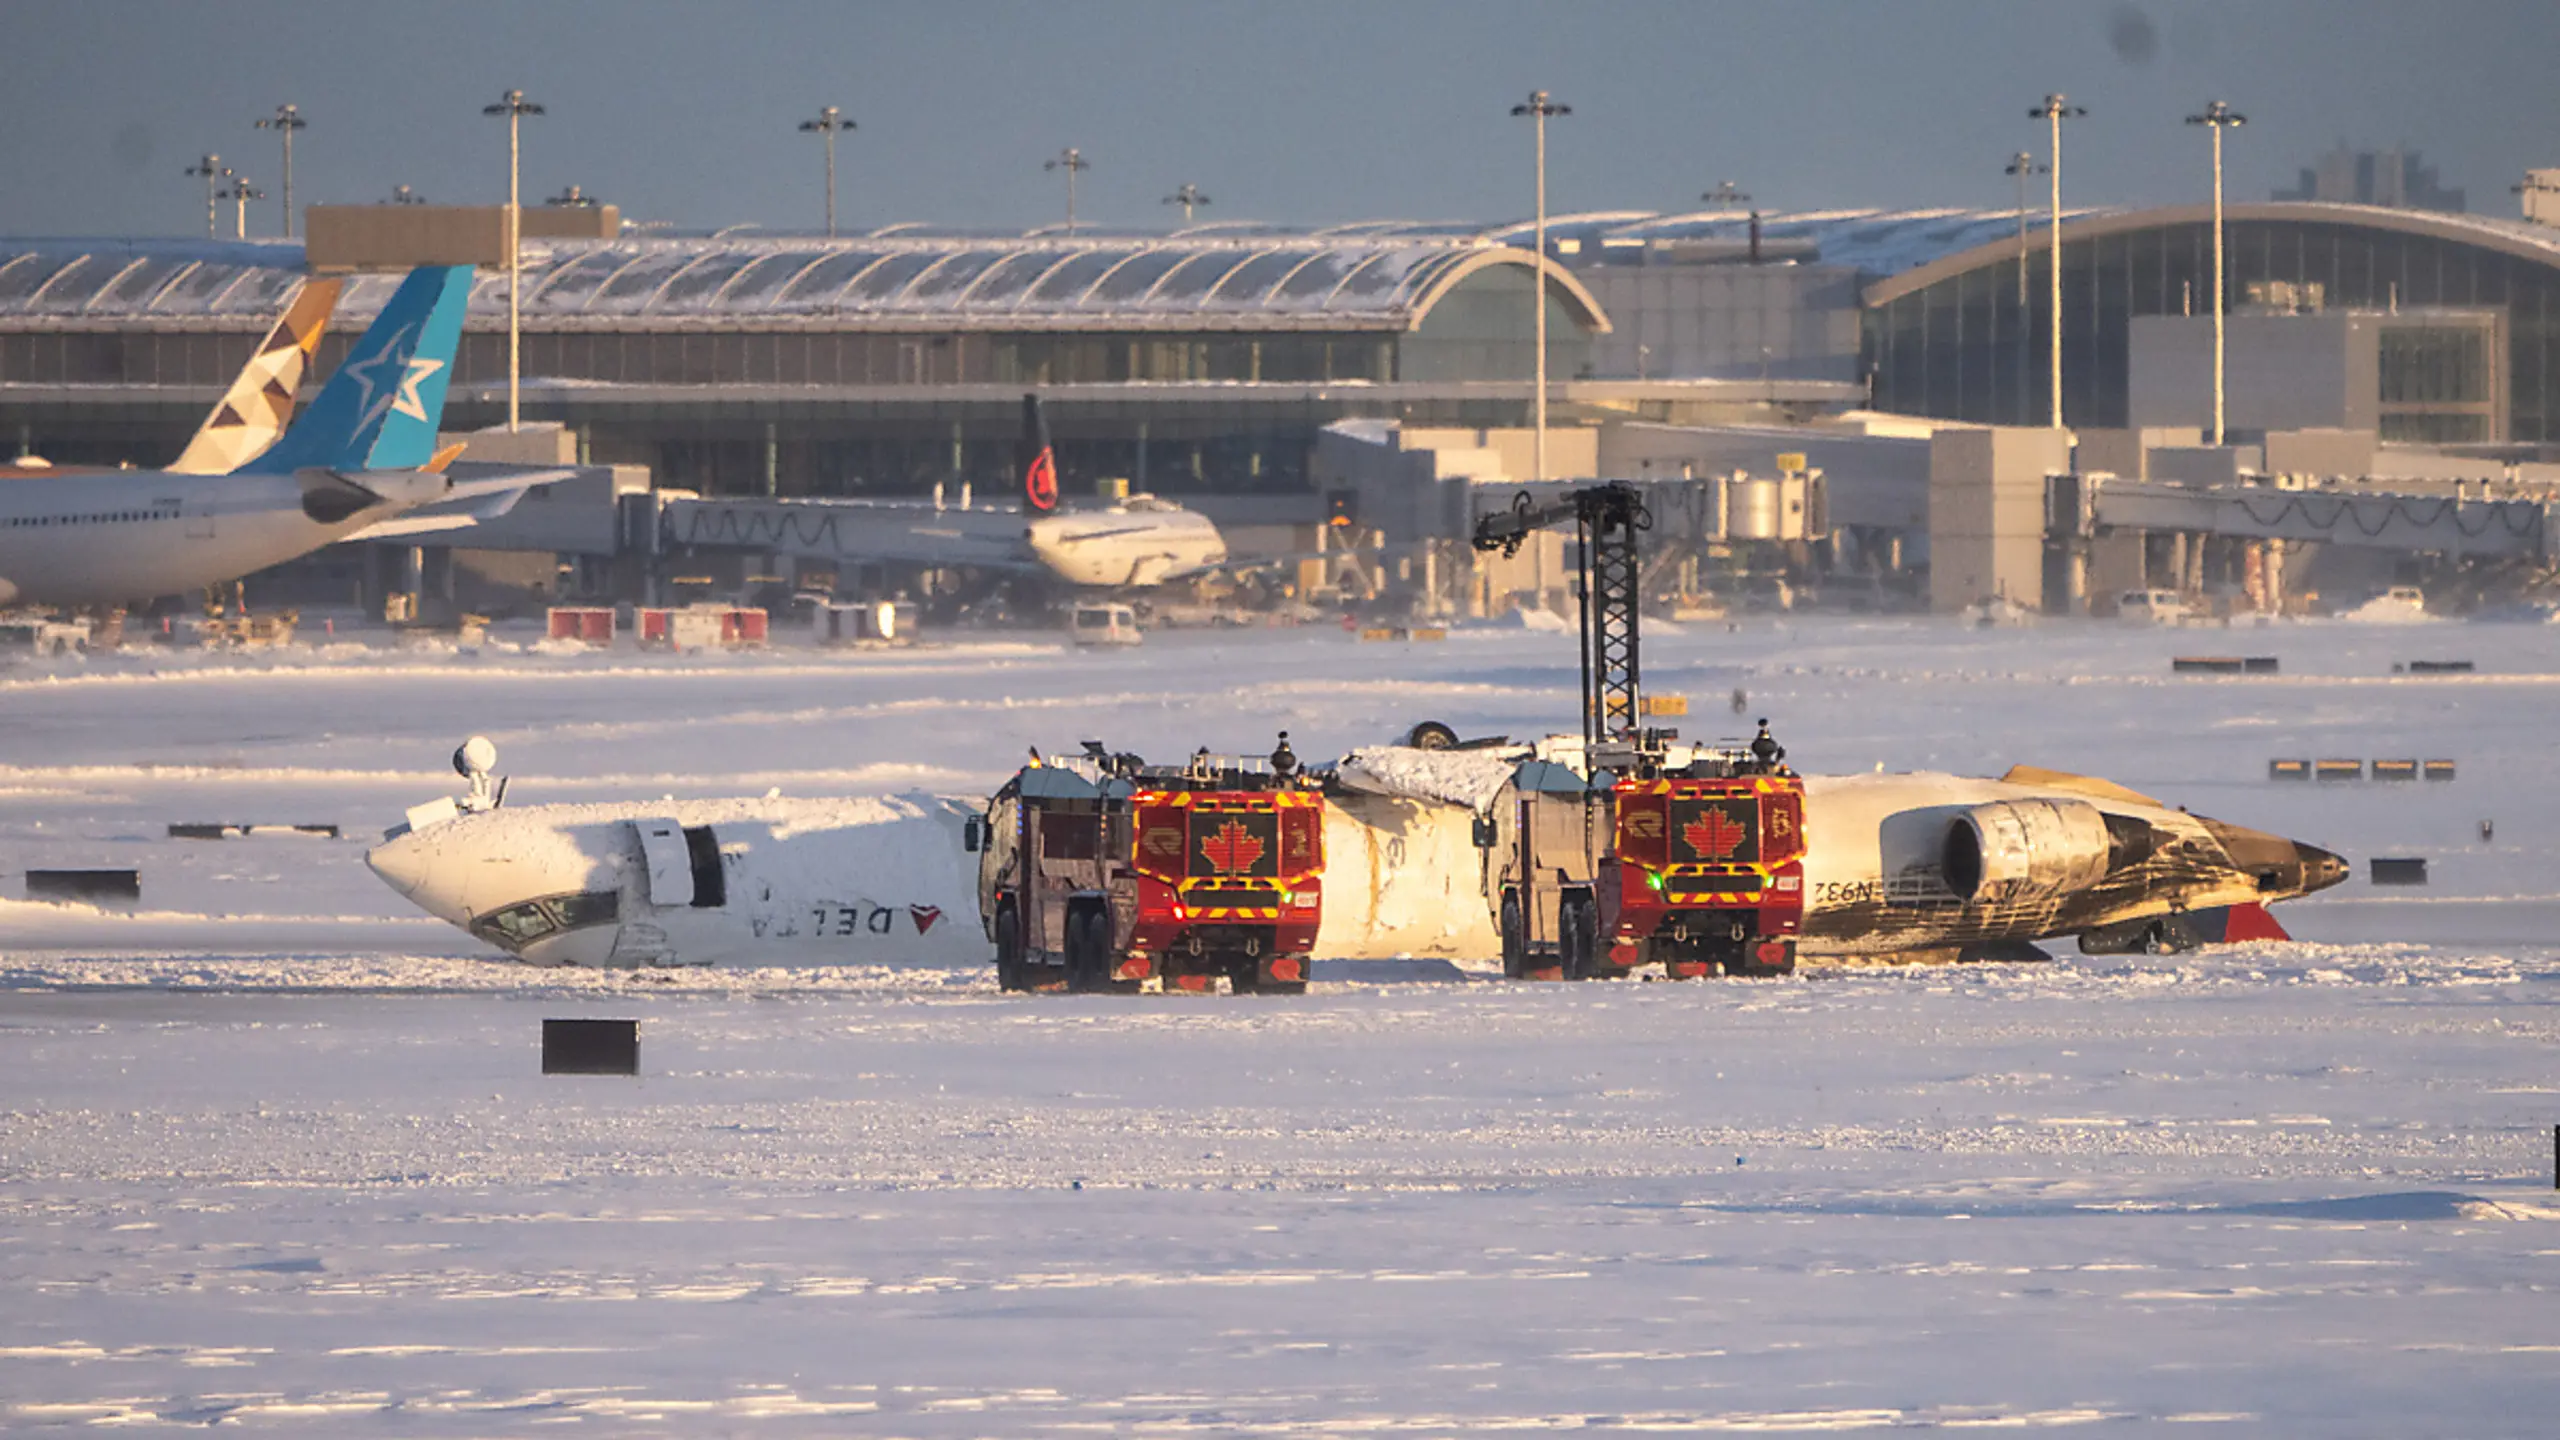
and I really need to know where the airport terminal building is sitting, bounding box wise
[5,200,2560,510]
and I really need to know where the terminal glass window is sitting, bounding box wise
[1867,220,2560,442]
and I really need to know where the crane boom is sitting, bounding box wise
[1470,481,1654,749]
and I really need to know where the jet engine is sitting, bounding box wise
[1941,798,2114,904]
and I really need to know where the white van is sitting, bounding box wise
[2116,589,2191,625]
[1070,602,1143,647]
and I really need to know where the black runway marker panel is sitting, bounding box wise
[25,869,140,905]
[543,1019,640,1076]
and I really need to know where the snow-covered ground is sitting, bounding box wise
[4,616,2557,1432]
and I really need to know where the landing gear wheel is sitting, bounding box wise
[1406,720,1460,751]
[994,900,1025,992]
[1499,892,1527,980]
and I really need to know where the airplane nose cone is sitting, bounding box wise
[366,830,471,926]
[2294,841,2350,895]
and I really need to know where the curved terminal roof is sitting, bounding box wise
[0,234,1609,335]
[1857,201,2560,306]
[10,204,2558,333]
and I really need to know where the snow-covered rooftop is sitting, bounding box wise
[0,234,1603,334]
[9,203,2560,328]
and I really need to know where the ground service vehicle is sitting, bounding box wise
[976,738,1324,994]
[1486,757,1606,980]
[1472,482,1805,977]
[1070,602,1144,646]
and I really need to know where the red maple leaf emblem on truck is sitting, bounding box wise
[1201,819,1266,874]
[1682,807,1750,860]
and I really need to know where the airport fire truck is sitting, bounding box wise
[1473,483,1806,977]
[975,738,1325,994]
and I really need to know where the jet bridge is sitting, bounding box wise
[2077,476,2560,565]
[649,493,1034,569]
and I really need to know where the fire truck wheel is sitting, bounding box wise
[994,900,1026,992]
[1064,905,1106,992]
[1499,892,1526,979]
[1558,893,1598,980]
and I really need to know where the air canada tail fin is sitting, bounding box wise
[169,276,343,475]
[1020,391,1058,512]
[244,264,474,476]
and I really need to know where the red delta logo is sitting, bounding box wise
[1682,807,1750,861]
[1201,819,1266,875]
[1024,447,1058,512]
[909,905,943,934]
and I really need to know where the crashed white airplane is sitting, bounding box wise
[367,727,2346,975]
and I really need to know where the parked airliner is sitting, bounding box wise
[0,265,565,608]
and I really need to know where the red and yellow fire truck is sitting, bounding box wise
[975,738,1324,995]
[1603,732,1807,976]
[1489,728,1807,979]
[1471,483,1806,978]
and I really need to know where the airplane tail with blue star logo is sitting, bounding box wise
[244,264,474,476]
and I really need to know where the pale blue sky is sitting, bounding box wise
[4,0,2554,238]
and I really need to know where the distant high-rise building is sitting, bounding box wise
[2519,169,2560,227]
[2273,146,2464,212]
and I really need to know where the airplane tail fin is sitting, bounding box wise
[244,264,475,476]
[1020,391,1058,513]
[2195,901,2292,944]
[168,276,343,475]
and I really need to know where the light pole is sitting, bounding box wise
[482,89,545,432]
[1045,148,1090,234]
[1162,182,1210,226]
[1512,90,1570,483]
[2029,94,2084,430]
[2005,151,2046,426]
[2187,100,2247,447]
[185,154,225,237]
[798,105,856,237]
[254,104,305,237]
[218,174,264,239]
[2003,152,2045,304]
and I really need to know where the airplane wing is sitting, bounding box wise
[1996,764,2167,809]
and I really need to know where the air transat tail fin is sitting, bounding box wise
[244,264,474,476]
[1020,391,1058,512]
[168,276,343,475]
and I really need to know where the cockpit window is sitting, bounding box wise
[470,890,621,953]
[552,891,621,930]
